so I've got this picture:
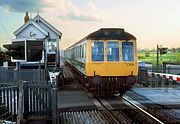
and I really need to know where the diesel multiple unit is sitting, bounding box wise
[64,28,138,97]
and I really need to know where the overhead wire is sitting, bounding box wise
[0,12,12,41]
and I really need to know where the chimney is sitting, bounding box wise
[24,12,29,23]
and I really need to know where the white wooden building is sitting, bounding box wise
[13,12,62,68]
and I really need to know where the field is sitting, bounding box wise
[138,51,180,66]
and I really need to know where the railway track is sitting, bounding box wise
[96,96,165,124]
[94,98,132,124]
[122,95,164,124]
[59,64,170,123]
[125,89,180,123]
[59,96,164,124]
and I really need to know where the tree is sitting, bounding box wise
[177,47,180,53]
[145,51,150,57]
[0,52,4,61]
[0,47,10,62]
[0,48,5,62]
[176,53,180,62]
[172,48,176,54]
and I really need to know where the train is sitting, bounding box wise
[64,28,138,97]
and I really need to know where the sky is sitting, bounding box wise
[0,0,180,50]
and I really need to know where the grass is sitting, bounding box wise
[138,51,179,66]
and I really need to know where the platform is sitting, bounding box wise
[128,87,180,106]
[125,86,180,120]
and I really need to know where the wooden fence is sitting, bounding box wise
[0,67,60,123]
[0,82,18,122]
[0,67,46,83]
[0,80,52,120]
[24,81,52,118]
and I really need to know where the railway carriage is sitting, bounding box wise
[64,28,138,97]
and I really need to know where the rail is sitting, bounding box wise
[123,95,164,124]
[94,98,121,124]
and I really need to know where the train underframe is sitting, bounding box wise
[86,76,136,97]
[66,61,137,97]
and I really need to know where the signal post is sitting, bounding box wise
[156,45,168,72]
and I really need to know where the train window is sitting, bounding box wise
[76,47,77,58]
[107,42,119,61]
[79,46,81,58]
[82,45,83,58]
[73,48,75,58]
[78,46,80,58]
[76,46,79,58]
[80,45,82,58]
[81,45,84,58]
[72,48,75,59]
[92,42,104,61]
[77,47,78,58]
[83,44,86,58]
[74,47,76,59]
[122,42,134,61]
[77,46,78,58]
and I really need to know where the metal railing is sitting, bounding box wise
[147,66,180,75]
[138,67,180,88]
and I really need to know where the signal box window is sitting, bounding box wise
[92,42,104,61]
[107,42,119,61]
[47,39,57,52]
[122,42,134,61]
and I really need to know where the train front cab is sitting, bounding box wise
[85,40,138,96]
[86,40,138,76]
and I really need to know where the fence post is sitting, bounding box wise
[51,78,58,124]
[145,67,148,86]
[49,71,60,124]
[17,80,24,124]
[157,74,162,87]
[24,81,29,119]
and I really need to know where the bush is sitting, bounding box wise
[145,52,150,57]
[176,54,180,62]
[138,55,145,59]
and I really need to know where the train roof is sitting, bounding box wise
[65,28,136,50]
[86,28,136,40]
